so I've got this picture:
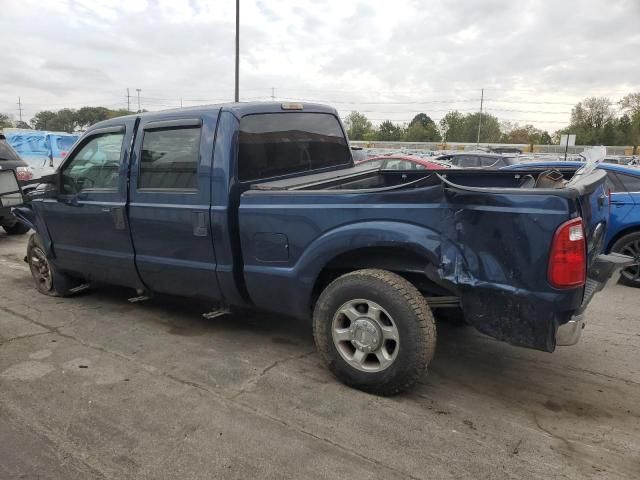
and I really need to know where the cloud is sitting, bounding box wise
[0,0,638,131]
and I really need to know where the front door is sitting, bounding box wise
[41,121,140,287]
[128,115,221,300]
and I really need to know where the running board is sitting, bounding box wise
[128,295,152,303]
[69,283,91,294]
[202,308,231,320]
[424,296,460,308]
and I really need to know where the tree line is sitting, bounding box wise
[0,106,132,133]
[1,92,639,147]
[345,93,640,146]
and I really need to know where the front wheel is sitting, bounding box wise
[611,232,640,288]
[27,234,83,296]
[313,269,436,396]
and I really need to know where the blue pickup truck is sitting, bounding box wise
[9,102,628,395]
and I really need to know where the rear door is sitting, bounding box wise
[41,121,140,287]
[128,115,222,300]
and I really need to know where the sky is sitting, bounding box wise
[1,0,639,132]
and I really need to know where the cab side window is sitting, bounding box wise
[62,132,124,193]
[457,156,479,168]
[139,127,201,190]
[480,156,501,167]
[617,173,640,193]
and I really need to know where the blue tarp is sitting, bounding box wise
[5,131,80,168]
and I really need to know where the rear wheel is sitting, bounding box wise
[611,232,640,288]
[27,234,82,296]
[2,221,30,235]
[313,269,436,395]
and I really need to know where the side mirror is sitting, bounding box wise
[0,170,25,207]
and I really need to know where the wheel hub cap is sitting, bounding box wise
[350,318,381,353]
[331,299,400,372]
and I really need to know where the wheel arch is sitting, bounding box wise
[606,224,640,253]
[303,221,455,313]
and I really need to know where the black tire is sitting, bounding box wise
[27,233,82,296]
[2,221,30,235]
[313,269,436,396]
[611,232,640,288]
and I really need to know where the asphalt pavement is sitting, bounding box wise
[1,231,639,479]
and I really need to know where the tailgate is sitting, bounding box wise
[566,167,616,306]
[569,168,609,267]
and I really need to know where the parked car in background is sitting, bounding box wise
[488,146,523,154]
[0,134,33,234]
[350,146,368,163]
[504,161,640,287]
[435,152,520,169]
[356,154,452,170]
[4,131,79,177]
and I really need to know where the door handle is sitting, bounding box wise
[110,207,126,230]
[192,211,208,237]
[59,196,79,206]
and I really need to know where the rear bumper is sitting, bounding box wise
[461,253,634,352]
[556,253,634,347]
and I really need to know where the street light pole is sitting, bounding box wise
[235,0,239,102]
[136,89,142,113]
[476,88,484,146]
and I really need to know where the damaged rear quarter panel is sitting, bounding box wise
[438,189,583,351]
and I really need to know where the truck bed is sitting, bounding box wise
[240,165,609,352]
[250,166,579,194]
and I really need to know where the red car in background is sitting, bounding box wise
[356,154,451,170]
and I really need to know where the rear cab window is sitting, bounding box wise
[0,141,23,162]
[238,113,351,182]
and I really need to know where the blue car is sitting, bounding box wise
[505,161,640,287]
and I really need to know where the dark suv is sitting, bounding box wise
[0,134,32,234]
[436,152,519,169]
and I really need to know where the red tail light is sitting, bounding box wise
[548,218,586,289]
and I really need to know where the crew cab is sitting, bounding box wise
[9,102,629,395]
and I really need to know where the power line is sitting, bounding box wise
[278,96,480,104]
[484,98,579,106]
[484,108,571,114]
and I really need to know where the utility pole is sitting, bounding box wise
[17,97,22,122]
[476,88,484,146]
[180,97,183,108]
[127,88,131,112]
[235,0,240,102]
[271,87,275,101]
[136,88,142,113]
